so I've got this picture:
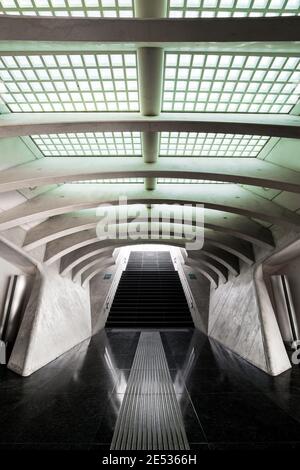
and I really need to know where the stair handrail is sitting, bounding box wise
[172,257,194,310]
[104,256,128,312]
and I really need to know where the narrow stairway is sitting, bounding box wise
[106,251,194,328]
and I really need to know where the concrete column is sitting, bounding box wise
[134,0,167,18]
[137,48,164,117]
[145,176,157,191]
[142,132,160,163]
[134,0,167,190]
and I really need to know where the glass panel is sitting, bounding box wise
[160,132,269,157]
[168,0,300,17]
[70,177,144,183]
[157,178,229,183]
[69,178,229,183]
[32,131,142,155]
[0,0,134,17]
[0,53,139,112]
[163,53,300,113]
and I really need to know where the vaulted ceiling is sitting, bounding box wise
[0,0,299,287]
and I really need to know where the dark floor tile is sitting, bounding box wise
[94,393,124,444]
[108,355,135,370]
[1,328,300,451]
[192,392,300,443]
[104,330,140,356]
[160,330,196,356]
[209,441,300,450]
[176,393,207,444]
[189,443,210,450]
[169,370,186,394]
[0,390,115,443]
[184,368,253,395]
[0,442,99,451]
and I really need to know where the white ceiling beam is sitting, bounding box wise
[59,239,224,285]
[0,183,298,231]
[42,227,233,278]
[23,216,254,264]
[0,16,299,43]
[24,209,272,254]
[42,225,239,270]
[40,223,244,270]
[81,259,116,288]
[1,157,299,193]
[186,256,227,284]
[0,113,298,139]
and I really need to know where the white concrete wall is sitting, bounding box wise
[208,264,269,373]
[8,263,91,376]
[282,255,300,327]
[182,265,210,334]
[90,264,118,334]
[208,260,292,376]
[0,258,24,337]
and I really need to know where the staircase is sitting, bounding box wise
[106,251,194,328]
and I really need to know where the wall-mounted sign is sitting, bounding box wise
[188,273,197,280]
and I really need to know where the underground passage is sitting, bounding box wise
[0,0,300,457]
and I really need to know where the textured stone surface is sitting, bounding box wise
[208,264,268,373]
[183,265,210,334]
[89,265,117,334]
[8,263,91,376]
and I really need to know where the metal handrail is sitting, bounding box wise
[173,257,194,310]
[105,256,128,311]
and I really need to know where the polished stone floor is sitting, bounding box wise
[0,329,300,451]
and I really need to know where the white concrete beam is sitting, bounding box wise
[74,241,226,287]
[1,157,300,193]
[186,257,227,284]
[0,113,299,139]
[190,246,239,276]
[23,208,271,252]
[23,212,254,263]
[0,16,299,43]
[42,225,240,272]
[81,259,116,287]
[58,239,226,285]
[73,252,115,281]
[61,242,119,275]
[187,265,219,289]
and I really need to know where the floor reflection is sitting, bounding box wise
[0,328,299,450]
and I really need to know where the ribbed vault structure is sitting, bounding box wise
[0,0,299,292]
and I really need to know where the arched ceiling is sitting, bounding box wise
[0,0,300,283]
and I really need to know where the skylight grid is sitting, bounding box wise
[0,0,134,17]
[168,0,300,17]
[31,132,142,156]
[160,132,269,157]
[70,178,228,183]
[70,178,144,183]
[0,53,139,112]
[163,53,300,113]
[158,178,228,183]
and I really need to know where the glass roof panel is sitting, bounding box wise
[69,177,228,183]
[0,53,139,112]
[160,132,269,157]
[32,132,142,156]
[1,0,298,17]
[163,53,300,113]
[168,0,300,17]
[157,178,229,183]
[70,178,144,183]
[0,0,134,17]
